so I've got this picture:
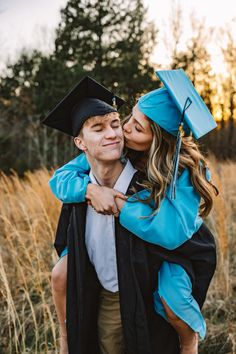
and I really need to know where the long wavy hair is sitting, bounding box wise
[123,116,218,217]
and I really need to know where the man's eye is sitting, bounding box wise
[94,128,102,132]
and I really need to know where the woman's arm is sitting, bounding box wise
[50,158,204,250]
[49,153,126,208]
[119,169,203,250]
[49,153,90,203]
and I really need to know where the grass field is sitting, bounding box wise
[0,161,235,353]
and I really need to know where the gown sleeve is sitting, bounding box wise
[119,169,203,250]
[49,156,209,250]
[49,153,90,203]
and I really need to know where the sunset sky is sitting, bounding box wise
[0,0,235,73]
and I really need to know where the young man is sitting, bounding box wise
[43,77,215,354]
[43,77,183,354]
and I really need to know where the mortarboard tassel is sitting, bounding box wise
[170,97,192,199]
[170,123,184,199]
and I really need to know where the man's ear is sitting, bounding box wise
[74,136,87,151]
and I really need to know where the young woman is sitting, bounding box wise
[50,70,218,354]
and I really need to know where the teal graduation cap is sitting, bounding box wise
[137,68,217,199]
[156,69,217,138]
[137,68,217,139]
[42,76,126,137]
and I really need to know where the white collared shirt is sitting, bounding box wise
[85,159,137,292]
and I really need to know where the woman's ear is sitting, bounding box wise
[74,137,87,151]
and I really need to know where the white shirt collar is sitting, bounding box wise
[89,159,137,194]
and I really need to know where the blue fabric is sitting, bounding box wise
[49,153,90,203]
[119,168,203,250]
[49,154,207,335]
[60,247,68,258]
[153,261,206,339]
[137,87,184,137]
[156,69,217,139]
[137,71,217,139]
[49,153,204,249]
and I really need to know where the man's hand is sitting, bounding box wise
[114,197,126,217]
[86,184,127,215]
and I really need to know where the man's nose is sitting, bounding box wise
[105,126,117,138]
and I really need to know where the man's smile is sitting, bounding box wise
[102,141,121,147]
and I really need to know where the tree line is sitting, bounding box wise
[0,0,235,174]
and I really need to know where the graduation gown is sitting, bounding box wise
[54,171,216,354]
[49,153,210,249]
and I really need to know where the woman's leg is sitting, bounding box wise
[51,255,68,354]
[154,261,206,354]
[161,297,198,354]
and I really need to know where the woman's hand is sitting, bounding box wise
[86,184,127,215]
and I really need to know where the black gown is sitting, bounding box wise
[54,171,216,354]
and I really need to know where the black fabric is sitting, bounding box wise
[145,223,216,309]
[53,171,217,354]
[42,76,125,137]
[179,224,216,308]
[67,205,101,353]
[72,97,117,136]
[65,203,180,354]
[54,203,72,257]
[115,218,180,354]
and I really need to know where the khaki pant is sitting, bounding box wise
[97,288,125,354]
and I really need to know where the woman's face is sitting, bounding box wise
[123,104,153,151]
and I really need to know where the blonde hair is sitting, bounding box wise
[124,117,218,217]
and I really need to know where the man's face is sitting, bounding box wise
[74,112,124,163]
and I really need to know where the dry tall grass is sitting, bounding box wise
[0,169,60,353]
[0,161,235,353]
[199,159,236,354]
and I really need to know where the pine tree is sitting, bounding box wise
[0,51,43,172]
[0,0,158,172]
[55,0,157,101]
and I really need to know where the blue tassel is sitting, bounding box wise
[170,97,192,199]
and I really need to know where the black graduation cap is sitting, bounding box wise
[42,76,126,137]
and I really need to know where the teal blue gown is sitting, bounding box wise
[50,153,211,339]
